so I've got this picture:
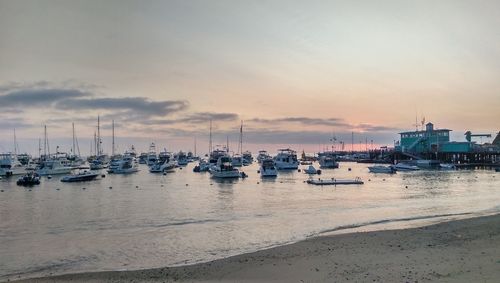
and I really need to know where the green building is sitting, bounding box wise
[396,122,452,154]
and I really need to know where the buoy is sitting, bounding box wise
[257,170,260,173]
[47,175,52,179]
[101,174,106,178]
[186,184,189,186]
[257,182,260,184]
[405,186,408,188]
[136,185,139,188]
[160,185,164,187]
[348,168,351,171]
[297,169,301,172]
[163,172,167,175]
[382,178,386,181]
[210,183,213,185]
[82,187,86,190]
[0,190,3,192]
[368,179,371,181]
[109,186,112,189]
[56,188,60,190]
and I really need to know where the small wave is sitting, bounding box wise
[313,212,474,237]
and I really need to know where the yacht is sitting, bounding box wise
[392,163,420,171]
[439,163,456,170]
[257,150,270,163]
[0,153,28,176]
[193,158,211,172]
[176,151,188,166]
[274,148,299,170]
[209,155,241,178]
[146,143,157,166]
[231,154,243,167]
[368,165,396,173]
[242,151,253,165]
[61,170,99,182]
[36,158,73,175]
[150,153,176,173]
[138,153,148,164]
[260,158,277,177]
[318,152,339,169]
[110,154,139,174]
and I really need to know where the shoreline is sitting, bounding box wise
[11,213,500,282]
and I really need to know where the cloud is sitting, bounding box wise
[0,82,189,121]
[0,88,90,108]
[56,97,188,117]
[249,117,350,127]
[141,112,239,125]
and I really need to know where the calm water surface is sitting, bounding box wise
[1,162,499,281]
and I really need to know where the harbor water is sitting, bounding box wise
[1,162,499,281]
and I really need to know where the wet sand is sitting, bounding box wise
[14,214,500,282]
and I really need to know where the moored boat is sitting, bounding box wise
[210,155,240,178]
[274,148,299,170]
[61,170,99,182]
[303,165,321,174]
[368,165,396,173]
[260,158,278,177]
[392,163,420,171]
[16,172,40,186]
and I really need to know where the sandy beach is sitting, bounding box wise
[12,213,500,283]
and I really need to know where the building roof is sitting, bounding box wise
[493,132,500,145]
[399,129,452,135]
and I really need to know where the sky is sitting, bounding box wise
[0,0,499,155]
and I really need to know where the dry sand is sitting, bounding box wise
[13,214,500,283]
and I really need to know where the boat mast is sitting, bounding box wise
[72,122,76,156]
[38,138,41,159]
[97,115,101,156]
[94,131,97,157]
[209,119,212,154]
[238,120,243,155]
[13,128,17,157]
[112,120,115,157]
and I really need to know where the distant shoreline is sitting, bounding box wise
[12,213,500,282]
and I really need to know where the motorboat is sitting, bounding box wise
[208,148,227,170]
[392,163,420,171]
[193,159,211,172]
[61,170,99,182]
[0,153,28,176]
[257,150,270,163]
[176,151,188,166]
[318,152,339,169]
[209,155,241,178]
[138,153,148,164]
[150,159,176,173]
[260,158,277,177]
[36,158,73,175]
[303,165,321,174]
[109,154,139,174]
[231,154,243,167]
[146,143,157,166]
[16,172,40,186]
[274,148,299,170]
[242,151,253,165]
[439,163,456,170]
[368,165,396,173]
